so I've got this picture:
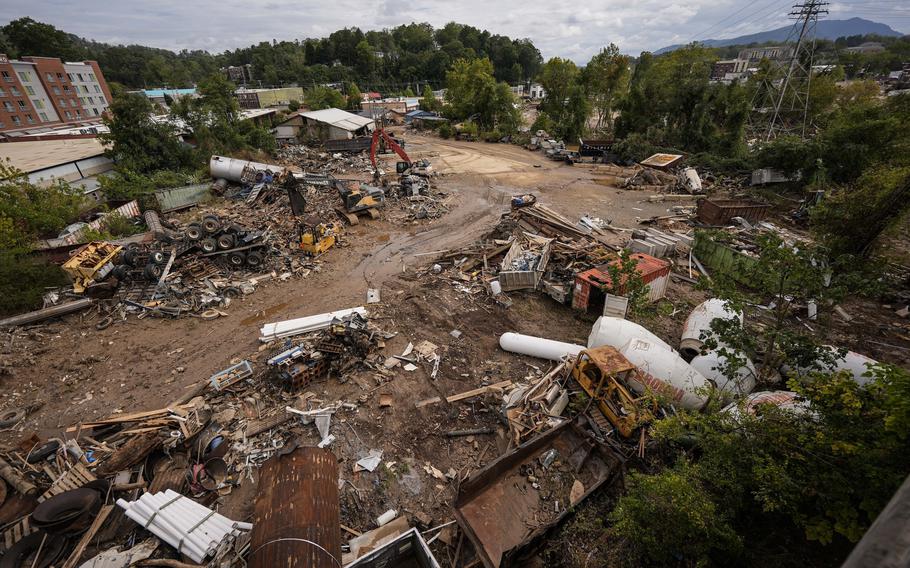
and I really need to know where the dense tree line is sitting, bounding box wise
[0,18,543,91]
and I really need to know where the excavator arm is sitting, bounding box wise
[369,128,411,171]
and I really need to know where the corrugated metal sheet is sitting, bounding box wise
[249,447,340,568]
[155,184,211,213]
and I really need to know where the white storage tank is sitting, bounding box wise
[680,299,742,360]
[782,346,879,386]
[209,155,285,182]
[722,390,808,417]
[588,316,674,352]
[499,332,584,361]
[619,338,713,411]
[690,351,757,400]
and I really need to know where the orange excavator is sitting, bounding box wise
[369,127,412,182]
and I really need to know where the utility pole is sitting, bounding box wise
[758,0,829,141]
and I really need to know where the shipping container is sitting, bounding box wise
[572,253,670,311]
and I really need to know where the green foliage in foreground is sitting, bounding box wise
[610,365,910,566]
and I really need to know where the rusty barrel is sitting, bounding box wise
[249,447,340,568]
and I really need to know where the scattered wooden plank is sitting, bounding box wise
[445,380,513,403]
[65,404,194,432]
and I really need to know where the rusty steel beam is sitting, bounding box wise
[249,447,340,568]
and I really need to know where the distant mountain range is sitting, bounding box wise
[655,17,904,54]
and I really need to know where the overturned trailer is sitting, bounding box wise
[454,419,622,568]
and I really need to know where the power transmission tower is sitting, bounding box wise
[752,0,828,141]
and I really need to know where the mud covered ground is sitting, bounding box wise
[2,134,909,566]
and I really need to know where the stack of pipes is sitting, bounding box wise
[116,489,252,563]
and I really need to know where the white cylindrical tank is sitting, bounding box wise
[619,338,713,410]
[722,390,808,417]
[588,316,673,352]
[499,332,584,361]
[680,299,742,360]
[209,155,284,182]
[781,346,879,386]
[690,351,757,400]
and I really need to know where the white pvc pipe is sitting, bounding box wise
[120,500,209,561]
[131,497,217,554]
[588,316,673,352]
[162,490,242,535]
[499,332,584,361]
[680,299,742,360]
[138,494,225,552]
[619,338,713,410]
[141,494,229,547]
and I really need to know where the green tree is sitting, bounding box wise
[172,73,248,157]
[0,162,86,250]
[812,165,910,257]
[1,17,83,59]
[304,86,346,110]
[582,44,630,131]
[420,84,440,112]
[445,58,520,133]
[538,57,589,141]
[345,83,362,110]
[0,162,85,315]
[100,87,191,174]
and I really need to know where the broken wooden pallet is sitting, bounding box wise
[38,462,97,503]
[0,517,35,554]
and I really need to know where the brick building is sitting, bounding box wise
[0,54,112,133]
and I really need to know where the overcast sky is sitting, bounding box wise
[8,0,909,62]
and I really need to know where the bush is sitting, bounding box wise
[612,132,658,162]
[482,129,502,142]
[287,99,300,112]
[438,122,453,139]
[610,462,742,565]
[0,252,70,316]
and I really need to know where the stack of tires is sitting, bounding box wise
[112,245,169,283]
[183,214,265,268]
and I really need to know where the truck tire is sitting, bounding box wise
[217,233,235,250]
[144,263,163,280]
[202,215,222,234]
[228,252,246,266]
[185,223,203,241]
[121,249,138,267]
[149,251,166,264]
[246,251,263,267]
[201,238,218,253]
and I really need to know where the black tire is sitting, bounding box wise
[228,252,246,266]
[202,215,222,234]
[0,408,25,428]
[27,440,60,464]
[185,223,203,241]
[246,251,263,267]
[121,249,138,267]
[222,286,242,298]
[217,233,235,250]
[111,264,130,280]
[149,251,166,264]
[201,238,218,253]
[144,263,163,280]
